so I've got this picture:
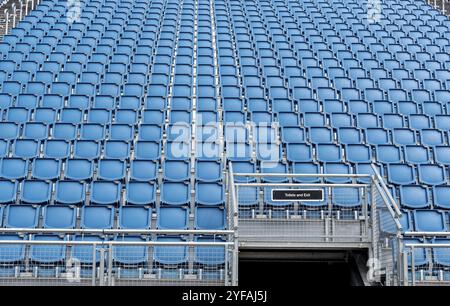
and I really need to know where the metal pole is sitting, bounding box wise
[91,243,97,286]
[232,241,238,286]
[99,248,105,286]
[25,0,29,16]
[402,250,409,286]
[11,4,16,28]
[107,243,113,286]
[19,0,23,22]
[224,246,229,285]
[4,9,9,35]
[411,246,415,286]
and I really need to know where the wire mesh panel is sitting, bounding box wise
[370,180,403,286]
[0,235,236,286]
[230,168,373,247]
[403,243,450,286]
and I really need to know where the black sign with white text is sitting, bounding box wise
[271,189,324,201]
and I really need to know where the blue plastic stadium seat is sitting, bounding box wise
[433,186,450,209]
[119,206,151,229]
[104,141,130,160]
[43,206,76,229]
[30,235,66,275]
[20,180,51,204]
[0,122,19,140]
[230,161,256,183]
[43,140,70,159]
[404,145,430,164]
[194,236,226,267]
[153,236,188,265]
[160,182,190,206]
[0,158,28,180]
[125,181,156,206]
[286,143,313,162]
[281,127,305,143]
[195,207,225,230]
[113,236,148,269]
[5,205,39,228]
[346,144,372,163]
[413,210,447,232]
[400,185,430,209]
[130,160,158,181]
[195,182,225,206]
[55,180,85,205]
[65,159,93,181]
[195,160,222,182]
[81,206,114,229]
[403,238,429,267]
[163,160,190,181]
[376,145,402,164]
[260,161,288,183]
[135,141,161,160]
[332,187,362,208]
[0,235,25,273]
[97,159,126,181]
[324,163,352,183]
[418,164,447,186]
[74,140,101,160]
[13,139,40,159]
[90,181,121,206]
[316,144,342,163]
[387,164,416,185]
[0,180,17,204]
[157,207,189,229]
[31,158,61,180]
[71,235,105,273]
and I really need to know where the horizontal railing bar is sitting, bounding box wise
[0,228,234,235]
[240,235,369,238]
[404,243,450,248]
[235,183,369,187]
[0,240,234,246]
[233,173,371,178]
[404,231,450,236]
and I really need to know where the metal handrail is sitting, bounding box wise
[233,172,371,178]
[404,232,450,237]
[0,228,234,235]
[0,240,234,246]
[371,164,402,217]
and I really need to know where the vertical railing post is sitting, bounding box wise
[402,249,409,286]
[11,3,16,28]
[107,243,113,286]
[4,9,9,35]
[411,246,416,286]
[19,0,23,23]
[91,243,97,286]
[99,248,105,286]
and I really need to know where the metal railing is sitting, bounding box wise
[228,162,413,285]
[401,232,450,286]
[427,0,450,16]
[230,164,374,248]
[0,0,40,37]
[0,229,238,286]
[369,165,404,285]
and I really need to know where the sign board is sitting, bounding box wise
[271,189,324,202]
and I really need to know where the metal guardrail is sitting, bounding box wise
[427,0,450,16]
[228,161,412,285]
[402,242,450,286]
[0,0,40,37]
[0,239,237,286]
